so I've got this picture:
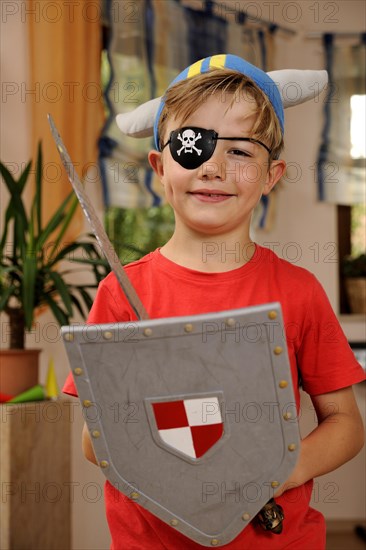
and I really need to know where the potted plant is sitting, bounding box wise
[0,143,109,395]
[342,253,366,314]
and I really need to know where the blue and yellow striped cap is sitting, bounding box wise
[153,54,284,149]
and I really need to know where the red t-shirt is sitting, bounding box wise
[63,245,365,550]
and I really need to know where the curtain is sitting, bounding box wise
[317,34,366,204]
[28,0,105,236]
[100,0,279,228]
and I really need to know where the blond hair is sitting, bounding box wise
[158,69,284,161]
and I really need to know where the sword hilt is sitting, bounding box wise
[255,498,284,534]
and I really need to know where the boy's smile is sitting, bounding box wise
[149,94,285,241]
[188,188,236,203]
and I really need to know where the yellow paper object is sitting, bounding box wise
[46,358,59,400]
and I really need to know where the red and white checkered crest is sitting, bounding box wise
[149,396,224,460]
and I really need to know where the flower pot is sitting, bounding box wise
[0,349,41,397]
[345,277,366,314]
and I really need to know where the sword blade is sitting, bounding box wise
[47,113,149,321]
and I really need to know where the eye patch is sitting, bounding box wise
[161,127,271,170]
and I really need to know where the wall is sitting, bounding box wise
[1,1,364,548]
[0,1,31,163]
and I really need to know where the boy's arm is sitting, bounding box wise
[275,385,364,497]
[82,423,98,465]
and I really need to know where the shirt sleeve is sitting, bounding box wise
[297,275,365,395]
[62,274,131,397]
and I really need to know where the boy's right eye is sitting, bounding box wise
[229,149,252,158]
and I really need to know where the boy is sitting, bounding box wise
[63,55,365,549]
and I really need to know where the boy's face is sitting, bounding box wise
[149,93,286,239]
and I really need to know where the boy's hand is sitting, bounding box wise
[274,386,364,498]
[273,441,304,498]
[82,423,98,465]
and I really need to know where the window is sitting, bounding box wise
[349,94,366,260]
[350,95,366,160]
[338,93,366,314]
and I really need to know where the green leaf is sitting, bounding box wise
[14,211,27,260]
[70,257,109,266]
[43,294,69,326]
[47,241,90,267]
[0,265,19,275]
[28,143,43,251]
[27,206,35,258]
[48,271,73,316]
[34,192,74,254]
[1,203,19,258]
[47,195,79,262]
[35,142,42,235]
[0,161,30,222]
[70,293,86,319]
[0,161,31,255]
[22,256,37,329]
[77,287,94,311]
[0,284,16,311]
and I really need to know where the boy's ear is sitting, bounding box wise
[263,159,287,195]
[148,150,164,178]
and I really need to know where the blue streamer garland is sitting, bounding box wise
[144,0,161,206]
[317,33,334,201]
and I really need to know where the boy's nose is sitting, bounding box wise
[199,161,225,180]
[199,149,226,180]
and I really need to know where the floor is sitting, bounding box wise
[326,525,366,550]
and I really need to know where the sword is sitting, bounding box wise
[47,113,149,322]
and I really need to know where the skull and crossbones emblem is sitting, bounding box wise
[177,129,202,156]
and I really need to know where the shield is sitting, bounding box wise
[62,303,300,547]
